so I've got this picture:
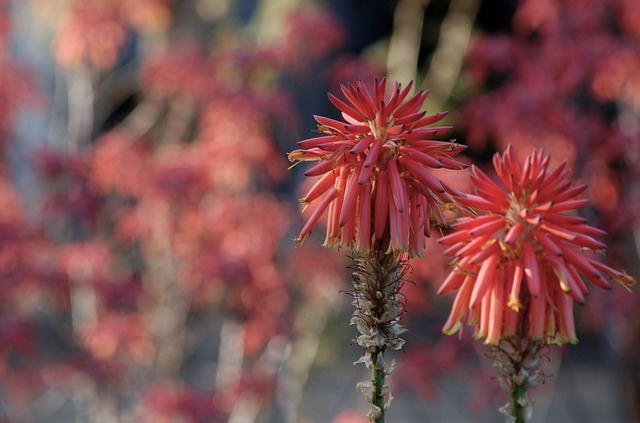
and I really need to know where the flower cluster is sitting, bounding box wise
[50,0,171,70]
[438,146,635,345]
[289,78,466,256]
[461,0,640,228]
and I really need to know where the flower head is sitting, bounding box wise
[288,78,467,256]
[438,145,635,345]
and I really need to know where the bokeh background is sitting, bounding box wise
[1,0,639,422]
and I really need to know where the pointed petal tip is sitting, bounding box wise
[294,233,309,246]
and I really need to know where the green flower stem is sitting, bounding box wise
[511,381,527,423]
[371,345,386,423]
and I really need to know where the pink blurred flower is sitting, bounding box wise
[438,145,635,345]
[91,130,150,197]
[140,43,211,99]
[280,4,346,69]
[52,2,126,70]
[50,0,171,70]
[57,241,113,283]
[289,78,466,256]
[80,312,154,363]
[135,381,224,423]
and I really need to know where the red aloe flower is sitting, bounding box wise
[288,78,467,256]
[438,145,635,345]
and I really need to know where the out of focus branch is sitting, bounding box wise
[387,0,429,87]
[422,0,480,109]
[250,0,302,44]
[215,317,245,390]
[278,291,342,423]
[158,95,197,145]
[64,65,95,152]
[145,238,188,381]
[121,96,165,138]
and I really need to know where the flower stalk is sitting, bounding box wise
[350,250,406,422]
[290,79,465,420]
[370,345,385,423]
[510,383,527,423]
[489,333,544,423]
[438,146,635,422]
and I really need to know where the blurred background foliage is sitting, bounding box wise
[0,0,639,421]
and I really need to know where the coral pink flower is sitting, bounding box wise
[288,78,466,256]
[438,146,635,345]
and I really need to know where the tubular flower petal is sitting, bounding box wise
[438,145,635,345]
[289,78,465,255]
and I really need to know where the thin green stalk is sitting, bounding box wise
[511,381,526,423]
[371,345,386,423]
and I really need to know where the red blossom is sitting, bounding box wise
[461,0,640,237]
[79,312,154,363]
[53,2,126,70]
[140,44,212,99]
[91,130,151,196]
[438,146,635,345]
[289,78,466,256]
[197,96,289,188]
[51,0,172,70]
[57,241,113,283]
